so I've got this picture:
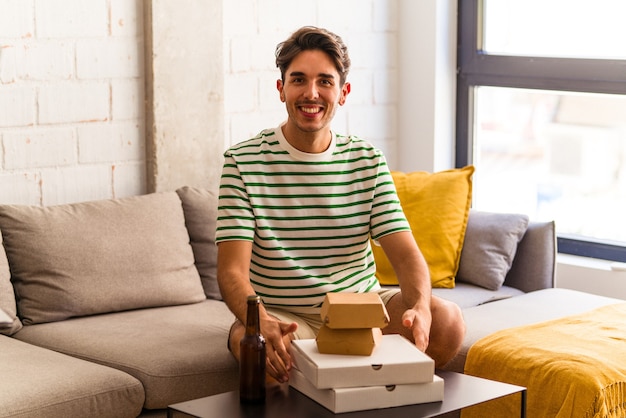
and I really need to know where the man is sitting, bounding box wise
[216,26,465,384]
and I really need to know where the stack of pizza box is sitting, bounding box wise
[289,292,444,413]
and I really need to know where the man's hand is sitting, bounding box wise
[401,306,432,353]
[377,231,433,353]
[260,317,298,383]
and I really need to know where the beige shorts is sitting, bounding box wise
[265,288,401,340]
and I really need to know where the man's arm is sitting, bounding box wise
[216,240,256,322]
[377,231,432,351]
[216,240,297,382]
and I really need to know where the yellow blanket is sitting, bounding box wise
[462,303,626,418]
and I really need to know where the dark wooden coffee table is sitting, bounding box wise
[167,371,526,418]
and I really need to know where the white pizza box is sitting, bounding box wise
[290,334,435,389]
[289,367,444,413]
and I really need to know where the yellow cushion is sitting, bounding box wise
[372,166,474,288]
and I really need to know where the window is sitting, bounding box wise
[456,0,626,262]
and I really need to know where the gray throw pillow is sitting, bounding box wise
[176,186,222,300]
[457,210,529,290]
[0,231,22,335]
[0,192,206,325]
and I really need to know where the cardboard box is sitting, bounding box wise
[320,292,389,329]
[291,334,435,389]
[316,325,382,356]
[290,367,444,413]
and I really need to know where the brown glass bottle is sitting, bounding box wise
[239,295,266,404]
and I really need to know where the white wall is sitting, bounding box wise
[0,0,146,205]
[145,0,224,193]
[557,255,626,300]
[397,0,457,172]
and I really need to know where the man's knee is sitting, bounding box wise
[429,297,465,362]
[434,297,465,338]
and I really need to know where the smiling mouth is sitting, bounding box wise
[299,105,323,114]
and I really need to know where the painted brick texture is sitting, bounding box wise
[0,0,145,205]
[1,0,398,205]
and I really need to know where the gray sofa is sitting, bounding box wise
[0,187,620,417]
[431,212,621,373]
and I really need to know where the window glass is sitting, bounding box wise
[483,0,626,59]
[473,86,626,243]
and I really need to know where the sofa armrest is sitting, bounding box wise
[503,220,556,292]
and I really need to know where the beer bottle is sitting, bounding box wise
[239,295,266,403]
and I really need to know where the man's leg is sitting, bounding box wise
[227,320,246,361]
[382,292,465,367]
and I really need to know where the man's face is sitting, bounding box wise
[277,49,350,136]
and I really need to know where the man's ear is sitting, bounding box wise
[339,82,351,105]
[277,79,285,102]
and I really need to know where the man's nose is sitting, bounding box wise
[304,82,319,99]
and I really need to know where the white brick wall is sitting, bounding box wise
[4,127,77,169]
[1,0,398,205]
[0,1,34,39]
[0,0,145,205]
[38,82,110,124]
[0,85,36,126]
[35,0,108,38]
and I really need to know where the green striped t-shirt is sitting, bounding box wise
[216,125,411,314]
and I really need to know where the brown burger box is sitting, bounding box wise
[320,292,390,329]
[317,292,389,355]
[316,325,383,356]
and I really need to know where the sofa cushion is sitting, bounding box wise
[372,166,474,288]
[431,282,524,309]
[457,210,529,290]
[176,186,221,300]
[0,336,144,418]
[12,299,238,410]
[503,220,557,292]
[0,230,22,336]
[0,192,206,325]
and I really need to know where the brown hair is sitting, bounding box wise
[275,26,351,86]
